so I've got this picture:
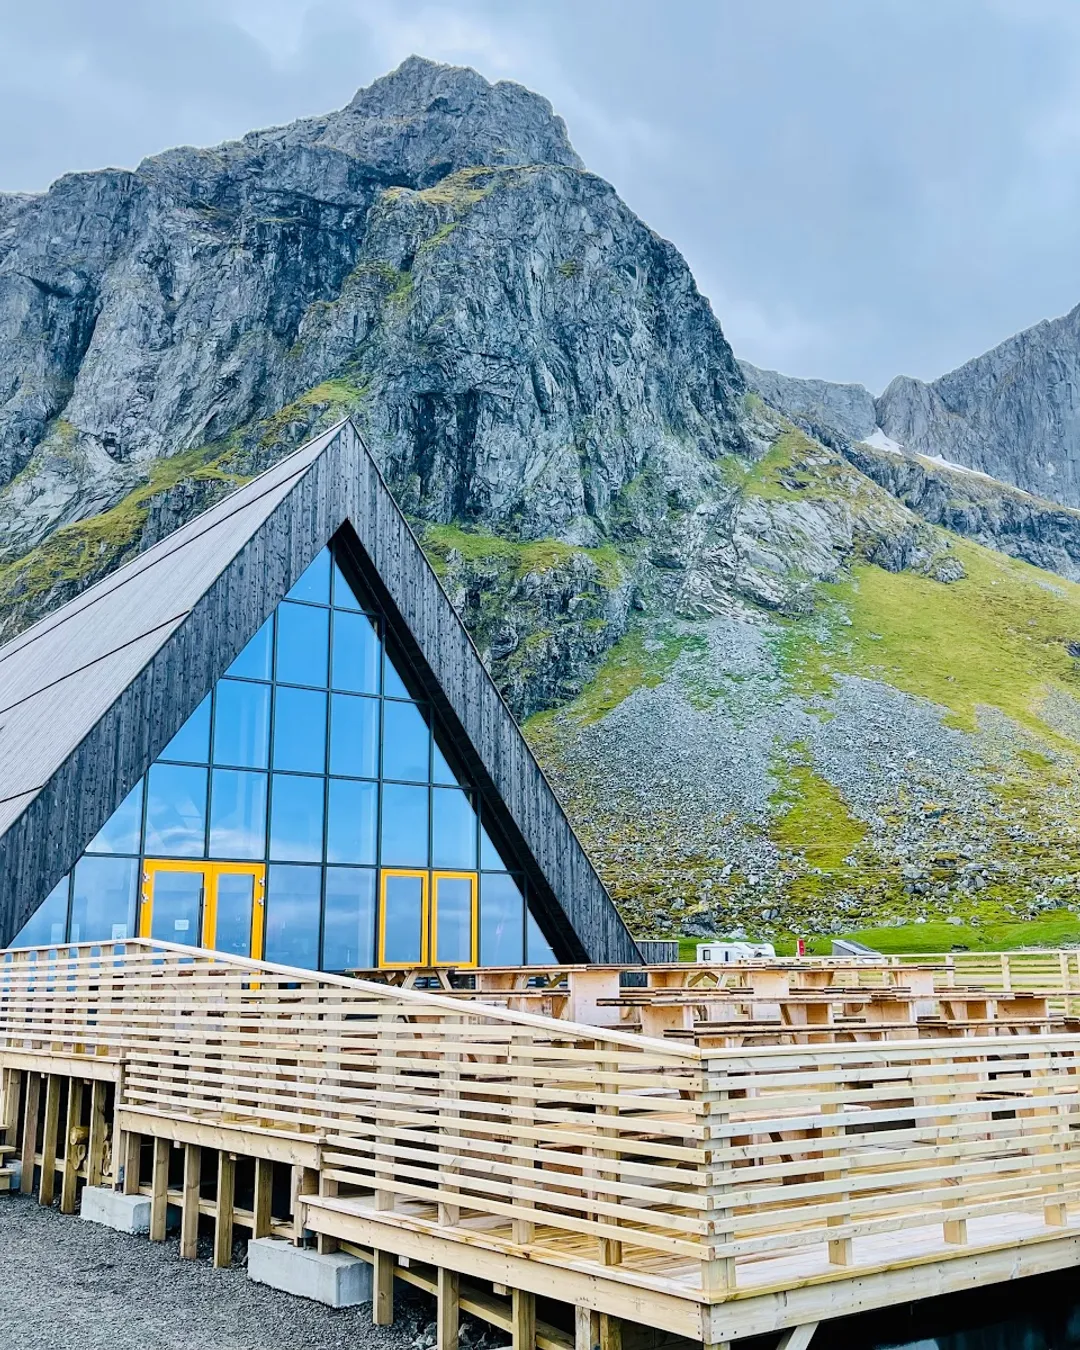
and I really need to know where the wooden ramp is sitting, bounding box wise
[5,940,1080,1348]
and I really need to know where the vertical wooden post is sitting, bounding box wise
[1,1067,21,1143]
[511,1288,536,1350]
[373,1249,395,1325]
[439,1022,461,1227]
[596,1055,621,1266]
[437,1267,460,1350]
[253,1157,274,1238]
[121,1130,142,1196]
[149,1137,170,1241]
[700,1066,735,1295]
[19,1072,41,1195]
[60,1079,84,1214]
[38,1075,61,1207]
[214,1151,236,1268]
[575,1306,600,1350]
[821,1063,851,1266]
[598,1314,621,1350]
[317,1173,339,1255]
[87,1081,107,1188]
[291,1165,318,1244]
[180,1144,201,1259]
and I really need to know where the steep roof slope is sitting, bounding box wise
[0,419,639,963]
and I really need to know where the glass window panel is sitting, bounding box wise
[327,778,377,865]
[10,875,69,948]
[434,875,474,965]
[382,701,430,783]
[149,870,204,945]
[381,873,424,965]
[383,648,410,700]
[264,864,321,969]
[479,816,508,871]
[209,770,267,860]
[432,788,478,870]
[144,764,207,858]
[380,784,429,867]
[70,857,138,942]
[432,738,459,786]
[323,867,376,970]
[331,559,364,611]
[331,611,380,694]
[160,695,210,764]
[214,873,255,958]
[213,679,271,769]
[226,616,273,681]
[286,548,331,604]
[329,693,378,779]
[269,774,325,862]
[86,779,144,855]
[276,602,329,687]
[273,686,327,774]
[527,910,557,966]
[480,874,525,966]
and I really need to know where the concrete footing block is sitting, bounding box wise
[248,1237,372,1307]
[80,1186,151,1234]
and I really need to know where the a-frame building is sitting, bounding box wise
[0,420,640,969]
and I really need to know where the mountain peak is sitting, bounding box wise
[315,54,583,186]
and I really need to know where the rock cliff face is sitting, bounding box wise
[740,361,877,444]
[5,57,1080,949]
[875,306,1080,506]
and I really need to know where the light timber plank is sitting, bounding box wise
[38,1075,61,1207]
[180,1143,201,1259]
[214,1152,236,1269]
[150,1137,170,1241]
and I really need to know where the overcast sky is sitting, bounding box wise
[4,0,1080,391]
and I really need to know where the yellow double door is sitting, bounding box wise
[139,860,266,959]
[139,861,477,969]
[379,870,478,968]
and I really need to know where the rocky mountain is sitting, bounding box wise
[5,57,1080,950]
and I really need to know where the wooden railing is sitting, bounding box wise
[4,939,1080,1303]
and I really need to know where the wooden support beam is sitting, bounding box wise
[598,1313,620,1350]
[1,1067,21,1142]
[253,1157,274,1239]
[60,1079,84,1214]
[87,1080,107,1188]
[575,1306,599,1350]
[512,1288,536,1350]
[437,1267,460,1350]
[291,1164,318,1244]
[38,1075,61,1207]
[776,1324,819,1350]
[373,1249,395,1326]
[121,1130,142,1196]
[180,1143,201,1259]
[19,1073,40,1195]
[150,1137,170,1241]
[214,1151,236,1269]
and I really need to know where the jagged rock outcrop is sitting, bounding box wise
[0,54,744,569]
[874,305,1080,507]
[740,360,877,444]
[845,441,1080,582]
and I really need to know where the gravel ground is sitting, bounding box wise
[0,1193,455,1350]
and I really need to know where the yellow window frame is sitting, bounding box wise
[140,859,266,958]
[378,869,429,968]
[430,871,478,968]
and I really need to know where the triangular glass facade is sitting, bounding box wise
[11,543,557,970]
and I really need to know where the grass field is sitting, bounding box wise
[674,908,1080,961]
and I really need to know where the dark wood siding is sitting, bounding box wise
[0,422,641,965]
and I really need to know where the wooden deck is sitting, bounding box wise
[6,940,1080,1348]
